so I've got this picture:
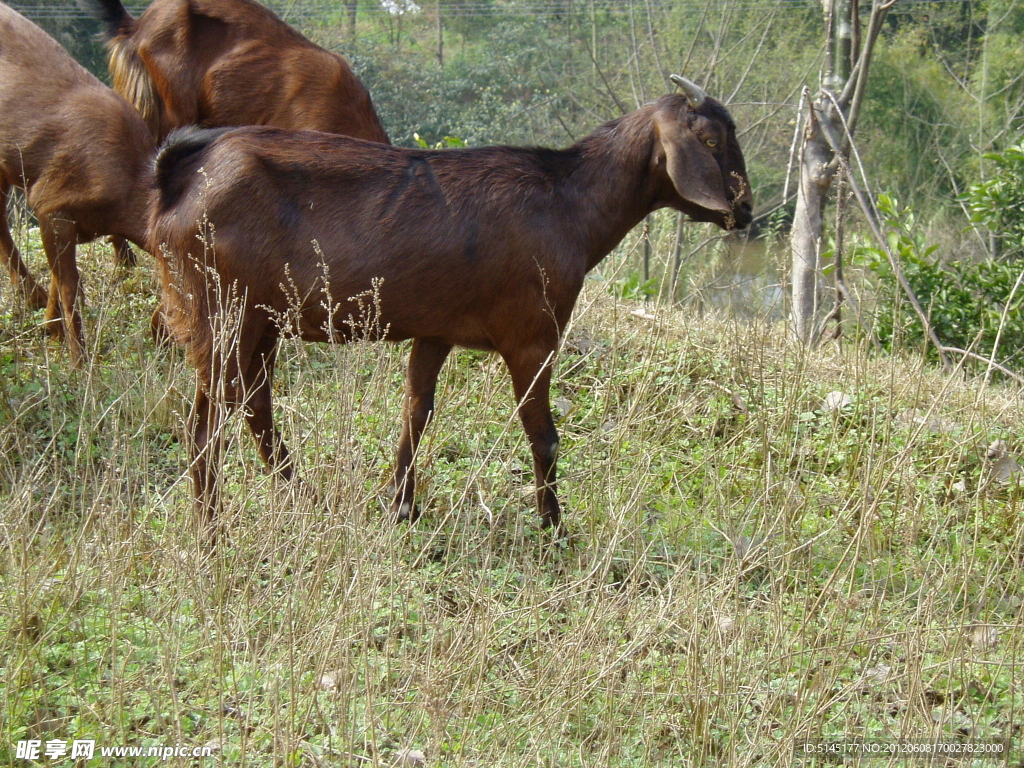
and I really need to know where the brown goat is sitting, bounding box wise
[80,0,390,144]
[0,2,155,364]
[150,79,752,530]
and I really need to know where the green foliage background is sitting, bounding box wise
[3,2,1024,763]
[854,196,1024,372]
[10,0,1024,365]
[15,0,1024,206]
[11,0,1024,372]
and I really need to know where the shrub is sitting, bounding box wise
[965,144,1024,260]
[854,195,1024,372]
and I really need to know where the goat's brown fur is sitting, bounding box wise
[150,94,752,530]
[0,2,155,364]
[82,0,390,144]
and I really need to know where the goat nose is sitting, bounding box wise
[734,200,753,228]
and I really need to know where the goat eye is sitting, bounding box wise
[705,139,719,148]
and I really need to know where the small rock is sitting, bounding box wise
[394,748,426,767]
[731,534,767,561]
[822,391,852,411]
[319,671,345,691]
[552,396,572,419]
[862,664,891,686]
[18,614,43,641]
[996,594,1022,615]
[566,330,594,356]
[83,542,103,558]
[990,455,1021,484]
[987,440,1009,460]
[166,548,191,567]
[28,718,63,737]
[897,409,957,433]
[952,710,974,735]
[968,624,999,650]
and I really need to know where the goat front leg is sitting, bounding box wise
[39,214,85,365]
[150,304,172,346]
[504,344,561,529]
[0,184,47,310]
[392,338,452,521]
[111,236,137,269]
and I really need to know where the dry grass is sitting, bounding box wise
[1,231,1022,767]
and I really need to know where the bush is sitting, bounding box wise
[965,144,1024,259]
[854,195,1024,372]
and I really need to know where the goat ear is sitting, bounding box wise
[658,124,731,214]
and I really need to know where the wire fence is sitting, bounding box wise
[10,0,972,23]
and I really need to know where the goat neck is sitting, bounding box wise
[566,103,664,271]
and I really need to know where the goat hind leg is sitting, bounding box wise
[39,215,86,365]
[0,185,47,310]
[190,334,284,541]
[392,338,452,522]
[242,335,292,481]
[189,381,226,537]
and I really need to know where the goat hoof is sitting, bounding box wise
[111,236,138,270]
[540,512,562,530]
[25,284,48,311]
[394,500,420,523]
[286,476,319,508]
[42,316,64,341]
[151,308,175,347]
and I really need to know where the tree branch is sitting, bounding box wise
[841,0,896,136]
[819,91,952,372]
[942,347,1024,385]
[838,279,884,354]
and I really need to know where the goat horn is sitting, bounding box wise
[669,74,707,109]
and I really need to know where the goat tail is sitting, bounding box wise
[151,238,212,368]
[151,128,231,372]
[79,0,167,138]
[154,127,230,212]
[76,0,133,38]
[106,37,164,138]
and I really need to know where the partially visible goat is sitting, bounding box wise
[80,0,390,144]
[0,2,155,364]
[150,77,752,530]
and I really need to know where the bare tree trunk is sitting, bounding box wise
[830,170,850,345]
[791,98,837,342]
[788,0,897,343]
[436,0,444,66]
[833,0,852,85]
[346,0,358,47]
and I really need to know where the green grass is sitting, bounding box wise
[0,233,1022,767]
